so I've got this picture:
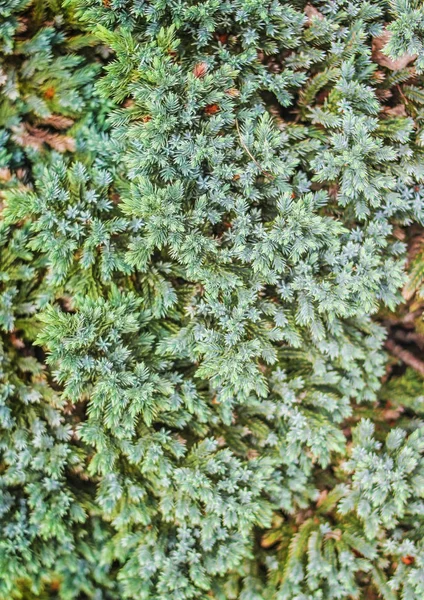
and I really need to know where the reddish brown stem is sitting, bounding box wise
[385,338,424,377]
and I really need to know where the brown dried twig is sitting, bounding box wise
[385,338,424,377]
[235,118,275,180]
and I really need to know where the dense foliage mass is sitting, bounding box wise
[1,0,424,598]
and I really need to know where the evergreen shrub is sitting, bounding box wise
[1,1,424,598]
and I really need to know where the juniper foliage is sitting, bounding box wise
[1,0,424,598]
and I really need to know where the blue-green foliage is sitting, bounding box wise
[1,0,424,598]
[385,0,424,73]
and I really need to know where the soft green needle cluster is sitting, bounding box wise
[1,0,424,598]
